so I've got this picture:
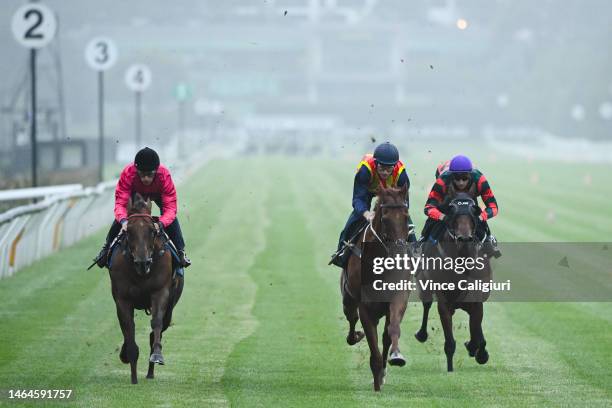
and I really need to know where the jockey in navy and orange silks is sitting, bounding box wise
[330,142,416,268]
[421,154,501,257]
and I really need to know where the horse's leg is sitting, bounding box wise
[359,305,384,391]
[341,271,364,345]
[415,301,433,343]
[465,302,489,364]
[387,299,407,367]
[437,301,456,372]
[115,298,138,384]
[381,316,390,384]
[146,331,162,379]
[149,288,170,366]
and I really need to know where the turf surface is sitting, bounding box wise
[0,154,610,407]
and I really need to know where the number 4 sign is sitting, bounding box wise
[11,3,57,48]
[125,64,152,92]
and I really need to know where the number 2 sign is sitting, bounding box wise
[11,3,57,48]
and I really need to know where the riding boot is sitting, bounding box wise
[330,246,351,268]
[483,235,502,258]
[178,250,191,267]
[94,242,110,268]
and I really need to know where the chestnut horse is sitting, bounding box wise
[108,193,183,384]
[340,185,411,391]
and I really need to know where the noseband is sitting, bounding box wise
[367,201,409,252]
[123,213,161,268]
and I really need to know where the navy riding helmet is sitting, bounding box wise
[373,142,399,166]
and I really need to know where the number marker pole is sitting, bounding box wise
[84,37,117,182]
[13,3,57,187]
[125,64,151,150]
[178,99,185,157]
[135,91,142,149]
[97,71,104,182]
[30,48,38,187]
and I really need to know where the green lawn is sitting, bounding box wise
[0,155,610,407]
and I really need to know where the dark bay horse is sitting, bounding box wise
[414,193,490,372]
[340,184,411,391]
[108,193,183,384]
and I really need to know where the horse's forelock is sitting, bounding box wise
[129,194,150,215]
[379,186,405,204]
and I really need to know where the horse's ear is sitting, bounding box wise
[146,198,152,211]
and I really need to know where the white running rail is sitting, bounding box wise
[0,181,116,279]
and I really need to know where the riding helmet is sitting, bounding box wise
[373,142,399,166]
[449,155,473,173]
[134,147,160,172]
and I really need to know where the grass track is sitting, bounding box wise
[0,156,611,407]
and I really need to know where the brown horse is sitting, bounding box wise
[414,193,490,372]
[340,184,411,391]
[108,193,183,384]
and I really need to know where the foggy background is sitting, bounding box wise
[1,0,611,188]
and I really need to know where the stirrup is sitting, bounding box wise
[179,251,191,268]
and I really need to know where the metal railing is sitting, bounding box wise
[0,141,233,280]
[0,181,116,279]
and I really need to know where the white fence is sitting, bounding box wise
[0,141,231,280]
[0,181,116,279]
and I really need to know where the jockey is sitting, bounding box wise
[420,154,501,258]
[330,142,417,268]
[93,147,191,269]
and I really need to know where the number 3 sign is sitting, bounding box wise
[11,3,57,48]
[85,37,118,71]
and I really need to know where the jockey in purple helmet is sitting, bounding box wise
[420,154,501,258]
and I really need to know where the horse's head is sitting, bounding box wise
[125,193,158,275]
[376,184,409,245]
[445,193,479,244]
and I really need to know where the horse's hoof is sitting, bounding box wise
[415,330,428,343]
[146,374,154,379]
[347,331,365,346]
[149,353,165,365]
[388,351,406,367]
[464,341,477,357]
[120,344,129,364]
[475,348,489,365]
[131,378,138,385]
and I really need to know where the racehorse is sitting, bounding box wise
[108,193,183,384]
[340,184,411,391]
[414,193,490,372]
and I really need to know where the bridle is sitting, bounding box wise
[123,213,161,271]
[364,201,410,253]
[441,198,484,252]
